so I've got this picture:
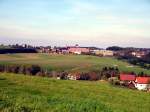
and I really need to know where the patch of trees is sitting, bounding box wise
[106,46,143,52]
[100,67,120,79]
[138,72,149,77]
[67,67,120,81]
[0,64,42,75]
[0,64,120,81]
[0,48,37,54]
[117,55,150,69]
[79,72,99,80]
[106,46,124,51]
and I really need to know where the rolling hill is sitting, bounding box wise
[0,73,150,112]
[0,53,150,74]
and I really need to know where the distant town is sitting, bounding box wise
[0,44,150,56]
[0,43,150,70]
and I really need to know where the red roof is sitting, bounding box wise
[120,74,136,81]
[68,47,90,53]
[136,77,150,84]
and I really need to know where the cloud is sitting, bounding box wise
[0,0,150,48]
[64,0,99,16]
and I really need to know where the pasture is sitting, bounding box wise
[0,73,150,112]
[0,53,150,74]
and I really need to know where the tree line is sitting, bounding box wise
[0,48,37,54]
[117,55,150,70]
[0,64,121,81]
[0,64,148,81]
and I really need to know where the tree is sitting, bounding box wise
[106,46,123,51]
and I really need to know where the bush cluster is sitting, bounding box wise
[0,64,42,75]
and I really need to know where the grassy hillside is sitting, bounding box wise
[0,53,150,74]
[0,73,150,112]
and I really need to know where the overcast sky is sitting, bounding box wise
[0,0,150,48]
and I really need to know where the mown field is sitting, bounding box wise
[0,73,150,112]
[0,53,150,74]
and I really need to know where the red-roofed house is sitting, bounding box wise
[135,77,150,90]
[119,74,136,88]
[68,47,90,54]
[67,45,90,54]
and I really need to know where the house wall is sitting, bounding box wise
[135,84,150,90]
[68,76,77,80]
[68,47,90,54]
[94,50,114,56]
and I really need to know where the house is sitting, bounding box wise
[135,77,150,91]
[38,47,52,53]
[67,73,80,80]
[68,45,90,54]
[131,51,146,58]
[119,74,136,88]
[68,47,90,54]
[93,50,114,56]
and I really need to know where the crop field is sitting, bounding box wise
[0,53,150,74]
[0,73,150,112]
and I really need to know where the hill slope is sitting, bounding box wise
[0,53,150,74]
[0,73,150,112]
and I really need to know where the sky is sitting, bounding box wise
[0,0,150,48]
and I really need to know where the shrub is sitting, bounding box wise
[80,72,90,80]
[59,72,68,79]
[88,72,99,81]
[108,77,120,85]
[0,65,5,72]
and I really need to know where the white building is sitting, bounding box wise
[134,77,150,91]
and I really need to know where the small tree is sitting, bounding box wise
[138,72,144,77]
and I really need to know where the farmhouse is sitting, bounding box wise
[135,77,150,91]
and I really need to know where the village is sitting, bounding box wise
[2,44,150,58]
[38,45,150,92]
[0,44,150,92]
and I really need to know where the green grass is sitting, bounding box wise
[0,73,150,112]
[0,53,150,74]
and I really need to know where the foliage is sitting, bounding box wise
[106,46,123,51]
[100,67,119,80]
[0,48,37,54]
[108,77,120,86]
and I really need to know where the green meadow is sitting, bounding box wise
[0,73,150,112]
[0,53,150,74]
